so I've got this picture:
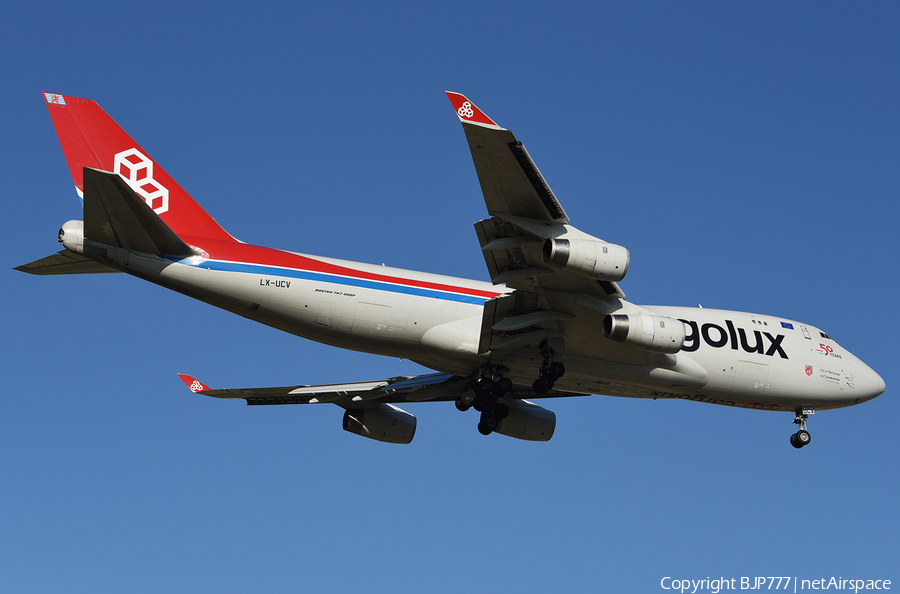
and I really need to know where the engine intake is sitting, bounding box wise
[602,314,686,354]
[342,404,416,444]
[542,238,630,282]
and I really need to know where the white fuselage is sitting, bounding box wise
[85,235,884,414]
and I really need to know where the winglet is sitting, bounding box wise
[178,374,212,393]
[445,92,501,128]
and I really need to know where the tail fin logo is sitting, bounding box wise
[457,101,475,118]
[113,148,170,215]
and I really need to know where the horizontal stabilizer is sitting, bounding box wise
[83,167,195,257]
[15,250,120,275]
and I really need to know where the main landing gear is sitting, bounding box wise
[455,368,513,412]
[790,408,815,449]
[532,343,566,395]
[455,366,516,436]
[456,352,567,436]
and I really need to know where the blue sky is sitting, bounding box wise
[2,2,897,592]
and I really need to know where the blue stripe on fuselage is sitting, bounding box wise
[175,258,491,305]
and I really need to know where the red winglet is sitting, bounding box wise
[177,374,212,393]
[43,92,235,243]
[445,91,499,127]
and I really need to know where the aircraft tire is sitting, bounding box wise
[548,362,566,379]
[492,377,513,397]
[477,421,492,436]
[796,430,811,447]
[481,410,501,431]
[533,376,554,395]
[475,377,493,396]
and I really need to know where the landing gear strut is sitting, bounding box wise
[790,408,815,449]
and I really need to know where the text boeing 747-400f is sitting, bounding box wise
[18,91,885,447]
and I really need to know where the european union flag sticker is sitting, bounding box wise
[781,322,794,329]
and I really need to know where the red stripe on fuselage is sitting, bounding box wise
[186,237,503,299]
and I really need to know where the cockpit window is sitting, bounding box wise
[820,331,832,340]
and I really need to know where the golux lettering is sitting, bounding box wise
[678,319,788,359]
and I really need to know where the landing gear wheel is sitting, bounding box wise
[532,375,554,395]
[793,429,811,448]
[548,362,566,380]
[493,403,509,419]
[480,410,503,432]
[475,377,494,396]
[477,420,492,436]
[492,376,513,397]
[455,393,474,412]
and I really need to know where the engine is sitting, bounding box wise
[542,238,630,282]
[602,313,686,354]
[342,404,417,444]
[495,400,556,442]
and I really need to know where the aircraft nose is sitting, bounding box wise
[853,360,886,402]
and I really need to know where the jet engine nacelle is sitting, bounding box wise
[59,220,85,254]
[342,404,416,444]
[495,400,556,442]
[602,313,686,354]
[542,238,630,282]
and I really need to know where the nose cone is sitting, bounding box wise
[853,360,886,403]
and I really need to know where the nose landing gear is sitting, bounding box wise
[790,408,815,448]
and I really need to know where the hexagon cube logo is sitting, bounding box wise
[113,148,169,214]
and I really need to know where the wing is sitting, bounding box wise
[177,372,586,406]
[447,92,630,356]
[445,92,568,223]
[446,92,625,299]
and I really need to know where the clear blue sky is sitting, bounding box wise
[3,2,897,592]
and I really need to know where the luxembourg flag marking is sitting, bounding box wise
[44,93,66,105]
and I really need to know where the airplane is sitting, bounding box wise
[17,91,885,447]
